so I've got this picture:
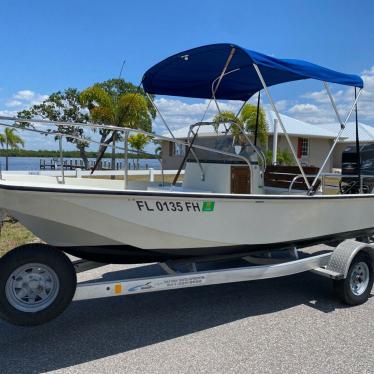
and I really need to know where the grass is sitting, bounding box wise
[322,175,340,195]
[0,219,39,257]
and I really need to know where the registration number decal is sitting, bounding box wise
[136,200,215,212]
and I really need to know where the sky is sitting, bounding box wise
[0,0,373,150]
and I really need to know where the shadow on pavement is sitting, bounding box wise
[0,269,364,373]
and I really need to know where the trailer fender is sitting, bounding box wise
[326,239,374,279]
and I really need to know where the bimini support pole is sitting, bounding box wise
[210,67,241,114]
[253,63,311,190]
[124,130,129,189]
[323,81,344,125]
[146,92,175,139]
[354,87,362,193]
[254,91,261,146]
[211,47,236,113]
[146,91,204,181]
[211,72,267,170]
[58,134,65,184]
[309,83,362,193]
[172,47,237,185]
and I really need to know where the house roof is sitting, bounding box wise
[265,111,339,139]
[170,123,228,138]
[163,110,341,140]
[316,122,374,143]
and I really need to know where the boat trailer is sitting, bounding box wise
[0,239,373,326]
[73,240,374,302]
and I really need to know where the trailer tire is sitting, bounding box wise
[0,244,76,326]
[334,252,373,306]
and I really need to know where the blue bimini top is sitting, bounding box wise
[142,43,363,100]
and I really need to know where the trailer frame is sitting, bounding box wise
[1,239,373,326]
[72,239,374,302]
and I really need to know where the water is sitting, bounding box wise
[0,157,161,171]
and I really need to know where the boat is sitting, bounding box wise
[0,43,369,264]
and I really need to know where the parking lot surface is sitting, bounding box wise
[0,263,373,374]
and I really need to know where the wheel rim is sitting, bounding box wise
[5,263,60,313]
[349,262,370,296]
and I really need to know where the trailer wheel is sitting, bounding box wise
[0,244,76,326]
[334,252,373,305]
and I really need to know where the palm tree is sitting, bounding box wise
[153,139,163,158]
[0,128,24,171]
[128,133,150,169]
[80,83,152,171]
[155,145,162,157]
[213,103,268,148]
[265,149,295,166]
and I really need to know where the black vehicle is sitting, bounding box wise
[340,144,374,194]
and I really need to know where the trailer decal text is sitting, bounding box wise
[127,276,207,293]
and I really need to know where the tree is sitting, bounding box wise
[0,128,25,170]
[80,79,156,171]
[153,138,163,158]
[95,79,156,128]
[128,133,151,169]
[264,149,295,166]
[155,145,162,158]
[213,103,268,148]
[18,89,91,169]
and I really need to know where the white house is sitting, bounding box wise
[161,110,342,172]
[317,122,374,168]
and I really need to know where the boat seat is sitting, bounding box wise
[264,165,320,191]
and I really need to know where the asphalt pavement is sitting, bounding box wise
[0,262,373,374]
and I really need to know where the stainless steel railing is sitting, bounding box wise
[288,172,374,194]
[186,121,267,171]
[0,121,165,187]
[0,116,257,189]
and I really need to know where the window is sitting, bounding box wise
[301,138,309,156]
[169,142,174,157]
[297,138,309,158]
[168,142,185,157]
[175,143,185,156]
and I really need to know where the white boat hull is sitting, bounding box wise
[1,181,374,262]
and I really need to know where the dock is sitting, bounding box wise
[39,159,150,171]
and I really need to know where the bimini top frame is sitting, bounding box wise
[141,43,364,194]
[142,43,363,100]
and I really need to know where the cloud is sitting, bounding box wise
[285,65,374,125]
[2,65,373,150]
[289,103,319,114]
[300,89,344,104]
[363,66,374,75]
[0,109,18,117]
[14,90,35,100]
[5,90,49,109]
[153,98,241,134]
[355,66,374,121]
[149,65,374,134]
[0,90,54,150]
[5,100,22,108]
[150,62,374,134]
[273,100,289,111]
[151,94,296,136]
